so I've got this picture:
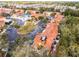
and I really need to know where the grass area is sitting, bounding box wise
[17,20,36,35]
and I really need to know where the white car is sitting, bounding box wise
[5,18,12,25]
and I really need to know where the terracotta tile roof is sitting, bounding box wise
[15,9,24,15]
[28,10,43,20]
[0,16,6,29]
[32,12,63,49]
[0,8,11,14]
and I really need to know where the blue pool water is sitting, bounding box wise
[6,27,18,42]
[16,14,31,26]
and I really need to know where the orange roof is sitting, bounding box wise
[15,9,24,15]
[32,12,63,49]
[0,16,5,29]
[0,8,11,14]
[27,10,43,19]
[33,23,58,48]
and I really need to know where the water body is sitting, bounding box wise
[6,26,18,42]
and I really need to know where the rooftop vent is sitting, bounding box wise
[41,35,47,41]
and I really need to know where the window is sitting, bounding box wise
[56,36,60,40]
[53,41,57,45]
[58,33,60,36]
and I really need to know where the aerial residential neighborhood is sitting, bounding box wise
[0,1,79,57]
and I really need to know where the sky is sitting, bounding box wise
[0,0,79,1]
